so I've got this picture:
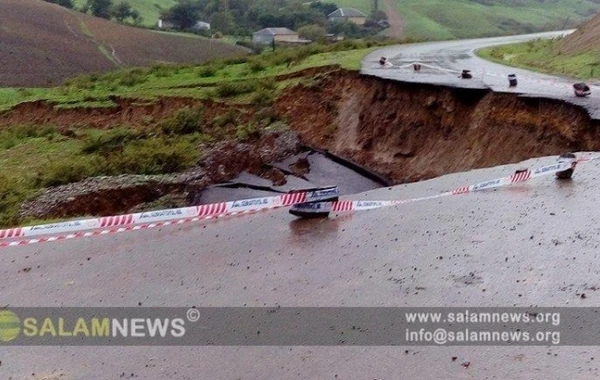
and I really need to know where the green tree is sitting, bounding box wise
[210,11,236,34]
[161,0,202,30]
[130,9,142,25]
[297,24,326,42]
[111,1,133,22]
[309,1,337,16]
[86,0,113,18]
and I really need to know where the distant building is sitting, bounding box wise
[192,21,211,31]
[157,19,210,31]
[326,34,344,42]
[157,19,174,29]
[253,27,301,45]
[327,8,368,25]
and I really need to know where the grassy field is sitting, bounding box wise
[477,38,600,79]
[334,0,600,39]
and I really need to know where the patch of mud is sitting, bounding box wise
[200,129,300,183]
[289,157,311,178]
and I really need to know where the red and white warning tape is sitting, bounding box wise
[0,191,310,240]
[0,155,595,249]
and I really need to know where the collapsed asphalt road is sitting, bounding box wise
[4,32,600,379]
[361,30,600,119]
[3,155,600,379]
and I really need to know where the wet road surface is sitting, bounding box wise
[3,154,600,379]
[362,31,600,119]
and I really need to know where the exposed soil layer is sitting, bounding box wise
[274,69,599,183]
[5,66,600,219]
[0,97,252,132]
[559,13,600,55]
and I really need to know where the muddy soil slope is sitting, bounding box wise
[275,70,599,182]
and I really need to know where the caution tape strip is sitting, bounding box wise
[0,207,277,249]
[297,157,591,214]
[0,155,595,249]
[0,190,323,240]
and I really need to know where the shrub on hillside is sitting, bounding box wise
[0,125,59,150]
[159,107,204,135]
[104,138,198,175]
[118,69,147,87]
[251,88,275,106]
[247,58,267,73]
[212,110,239,128]
[197,65,218,78]
[65,75,95,89]
[222,56,249,65]
[214,81,257,97]
[36,159,97,188]
[0,175,28,227]
[252,107,280,127]
[235,124,258,142]
[81,128,145,154]
[298,24,327,43]
[150,64,174,78]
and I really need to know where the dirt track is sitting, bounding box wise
[383,0,403,38]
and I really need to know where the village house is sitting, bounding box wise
[252,27,306,45]
[327,8,368,25]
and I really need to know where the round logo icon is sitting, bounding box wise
[0,310,20,342]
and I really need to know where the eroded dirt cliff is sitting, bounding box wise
[275,69,599,183]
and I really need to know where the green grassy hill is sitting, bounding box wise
[73,0,177,26]
[335,0,600,39]
[477,12,600,79]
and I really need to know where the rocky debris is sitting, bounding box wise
[18,172,205,220]
[289,157,311,178]
[127,193,190,213]
[19,130,301,220]
[201,129,301,183]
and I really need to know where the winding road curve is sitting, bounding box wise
[362,30,600,119]
[3,33,600,379]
